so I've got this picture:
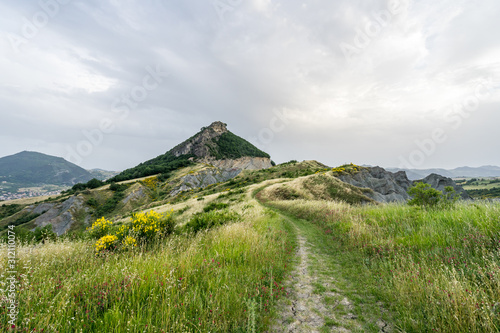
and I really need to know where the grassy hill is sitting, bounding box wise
[0,151,93,187]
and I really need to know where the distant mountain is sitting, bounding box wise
[387,166,500,180]
[88,169,120,181]
[0,151,94,186]
[110,121,271,182]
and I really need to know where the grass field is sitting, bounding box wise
[0,192,295,332]
[268,199,500,332]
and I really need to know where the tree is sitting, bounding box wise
[407,182,443,207]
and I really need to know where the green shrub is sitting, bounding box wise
[86,197,98,208]
[408,182,442,207]
[408,183,458,208]
[33,224,57,242]
[203,202,229,212]
[185,210,240,233]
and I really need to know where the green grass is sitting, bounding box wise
[0,207,296,332]
[269,199,500,332]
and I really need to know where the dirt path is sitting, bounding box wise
[269,225,391,333]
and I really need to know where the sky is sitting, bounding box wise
[1,0,499,171]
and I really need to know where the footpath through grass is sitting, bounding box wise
[0,203,296,332]
[269,199,500,332]
[266,207,393,332]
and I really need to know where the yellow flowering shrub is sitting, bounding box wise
[122,236,137,249]
[142,176,159,189]
[131,210,175,240]
[331,163,362,175]
[89,210,175,253]
[94,235,118,253]
[87,217,113,239]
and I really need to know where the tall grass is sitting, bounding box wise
[0,209,295,332]
[270,199,500,332]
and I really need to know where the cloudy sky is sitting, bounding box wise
[1,0,499,171]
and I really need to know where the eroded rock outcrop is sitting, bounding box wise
[170,167,242,196]
[336,167,470,203]
[209,156,272,170]
[337,167,412,203]
[27,195,89,235]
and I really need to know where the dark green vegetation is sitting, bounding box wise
[408,182,458,207]
[467,187,500,198]
[0,151,93,187]
[208,131,270,159]
[109,152,195,183]
[0,204,23,219]
[90,183,131,217]
[0,211,41,232]
[185,209,240,233]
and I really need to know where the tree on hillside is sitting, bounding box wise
[407,182,458,207]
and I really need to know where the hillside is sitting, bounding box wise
[1,158,497,332]
[110,121,271,182]
[0,151,93,187]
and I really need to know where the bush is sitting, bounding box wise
[94,235,118,253]
[408,182,458,207]
[89,211,175,253]
[87,217,113,239]
[33,225,57,243]
[86,198,98,208]
[130,210,175,240]
[203,202,229,212]
[185,210,240,233]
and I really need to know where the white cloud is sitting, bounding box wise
[0,0,498,170]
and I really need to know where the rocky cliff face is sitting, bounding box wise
[337,167,470,203]
[26,195,90,235]
[209,157,273,170]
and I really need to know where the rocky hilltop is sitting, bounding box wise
[170,121,228,158]
[111,121,272,183]
[171,121,272,169]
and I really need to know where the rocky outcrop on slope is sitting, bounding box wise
[337,167,412,203]
[27,195,90,235]
[417,173,471,199]
[208,156,272,170]
[170,167,242,196]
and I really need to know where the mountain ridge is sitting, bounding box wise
[387,165,500,180]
